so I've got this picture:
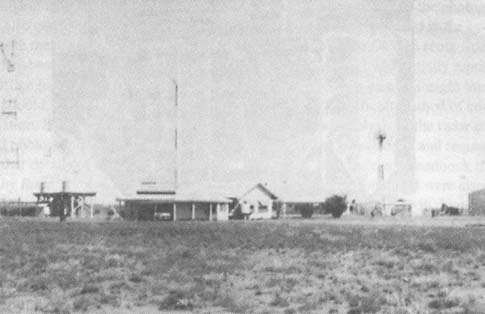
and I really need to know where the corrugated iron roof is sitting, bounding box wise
[118,193,231,203]
[122,181,339,204]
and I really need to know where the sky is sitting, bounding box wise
[3,0,485,208]
[49,0,351,198]
[45,0,437,202]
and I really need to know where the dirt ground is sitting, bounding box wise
[1,216,485,314]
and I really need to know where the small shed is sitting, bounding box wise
[469,189,485,216]
[235,183,279,220]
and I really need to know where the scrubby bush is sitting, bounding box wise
[73,296,91,312]
[80,284,100,294]
[346,291,387,314]
[299,204,314,218]
[323,195,348,218]
[428,297,459,309]
[159,290,193,310]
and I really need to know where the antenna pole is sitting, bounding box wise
[173,79,178,191]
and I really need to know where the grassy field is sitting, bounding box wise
[0,217,485,314]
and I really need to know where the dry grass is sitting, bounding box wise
[0,217,485,313]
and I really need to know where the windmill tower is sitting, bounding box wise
[376,130,387,210]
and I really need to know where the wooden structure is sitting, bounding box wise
[34,182,96,220]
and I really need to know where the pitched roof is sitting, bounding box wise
[242,183,279,200]
[125,181,281,203]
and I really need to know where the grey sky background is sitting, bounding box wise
[48,0,421,201]
[51,0,354,198]
[4,0,483,207]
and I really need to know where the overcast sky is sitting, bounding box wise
[47,0,418,201]
[6,0,483,206]
[49,0,361,198]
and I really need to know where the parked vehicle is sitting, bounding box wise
[154,212,172,221]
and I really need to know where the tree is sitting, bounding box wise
[323,195,348,218]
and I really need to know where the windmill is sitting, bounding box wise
[375,130,386,210]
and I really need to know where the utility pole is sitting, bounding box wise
[173,79,178,191]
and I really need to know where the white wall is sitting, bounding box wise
[240,188,274,219]
[216,203,229,221]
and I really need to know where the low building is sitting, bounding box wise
[468,189,485,216]
[118,190,230,221]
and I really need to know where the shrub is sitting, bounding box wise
[284,308,297,314]
[299,204,314,218]
[159,290,193,310]
[428,297,459,309]
[97,292,119,306]
[73,296,91,312]
[346,291,386,314]
[80,284,100,295]
[128,274,143,283]
[323,195,348,218]
[270,293,289,307]
[29,276,49,292]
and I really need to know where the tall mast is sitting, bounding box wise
[173,79,178,191]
